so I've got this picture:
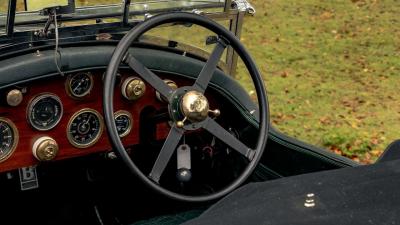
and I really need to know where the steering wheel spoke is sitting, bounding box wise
[202,117,255,161]
[124,53,174,101]
[193,38,228,93]
[149,125,184,183]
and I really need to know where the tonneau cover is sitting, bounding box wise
[185,159,400,225]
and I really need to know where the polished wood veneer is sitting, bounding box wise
[0,70,172,172]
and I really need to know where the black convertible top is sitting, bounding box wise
[184,159,400,225]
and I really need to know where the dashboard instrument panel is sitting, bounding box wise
[0,69,181,173]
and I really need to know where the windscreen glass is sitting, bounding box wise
[0,0,224,31]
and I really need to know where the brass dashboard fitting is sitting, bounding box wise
[6,89,23,107]
[32,136,59,161]
[121,77,146,101]
[156,79,178,102]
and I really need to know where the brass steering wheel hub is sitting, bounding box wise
[168,88,212,129]
[180,90,209,123]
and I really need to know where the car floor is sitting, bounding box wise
[0,155,209,225]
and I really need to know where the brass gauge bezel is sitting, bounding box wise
[0,118,19,163]
[27,93,63,131]
[114,110,133,138]
[67,108,104,149]
[66,72,94,98]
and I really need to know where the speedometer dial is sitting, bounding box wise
[27,93,63,131]
[67,108,103,148]
[0,118,18,163]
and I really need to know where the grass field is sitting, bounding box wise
[1,0,399,163]
[238,0,400,163]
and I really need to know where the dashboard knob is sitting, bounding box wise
[156,79,178,102]
[121,77,146,101]
[176,168,192,182]
[6,89,23,107]
[32,136,59,161]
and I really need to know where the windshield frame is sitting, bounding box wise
[1,0,16,37]
[0,0,250,77]
[0,0,227,36]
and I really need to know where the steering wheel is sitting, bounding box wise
[103,12,269,202]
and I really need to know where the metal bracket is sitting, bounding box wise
[231,0,256,15]
[141,4,154,20]
[191,9,204,15]
[122,0,131,26]
[34,7,59,38]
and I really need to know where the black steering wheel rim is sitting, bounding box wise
[103,12,269,202]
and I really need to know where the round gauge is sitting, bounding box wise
[0,118,18,163]
[114,110,133,138]
[27,93,63,131]
[66,72,94,98]
[67,108,103,148]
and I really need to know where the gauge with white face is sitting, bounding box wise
[66,72,94,98]
[27,93,63,131]
[0,118,18,163]
[67,108,103,148]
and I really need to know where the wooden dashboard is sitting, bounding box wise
[0,69,181,173]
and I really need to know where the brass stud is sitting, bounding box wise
[176,121,185,128]
[176,117,187,128]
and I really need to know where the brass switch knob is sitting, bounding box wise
[32,137,59,161]
[121,77,146,101]
[6,89,23,107]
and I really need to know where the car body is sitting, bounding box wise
[0,1,398,224]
